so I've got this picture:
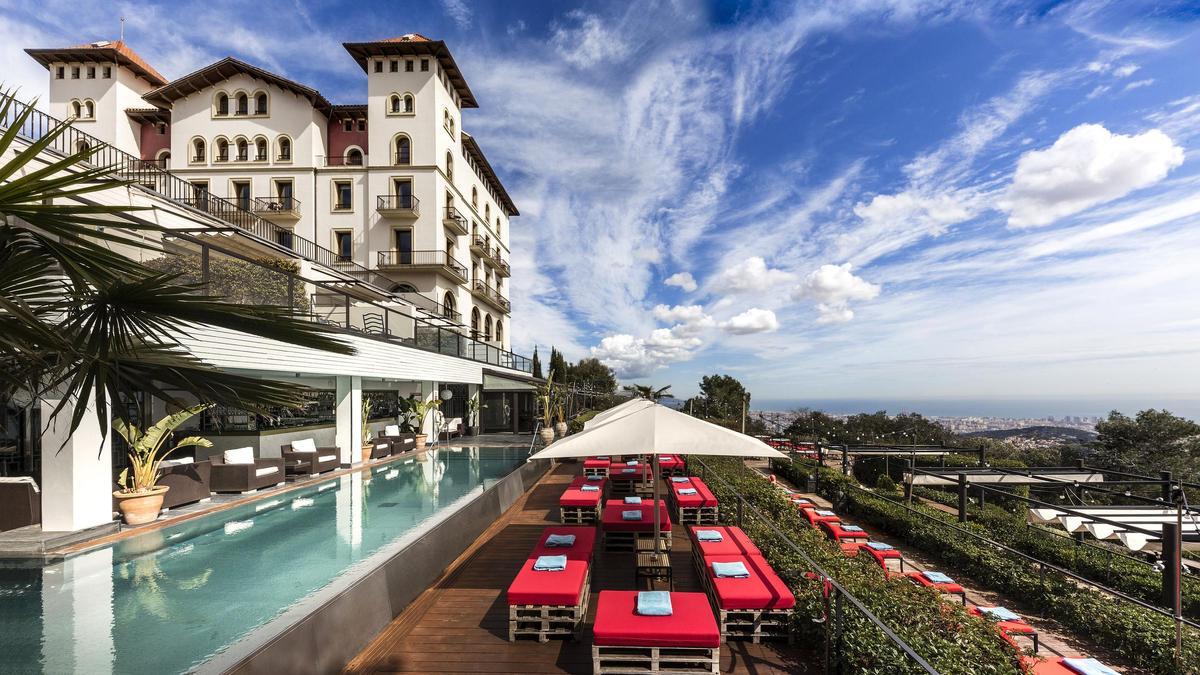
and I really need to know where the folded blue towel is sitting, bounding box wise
[624,496,642,504]
[711,561,751,578]
[597,456,610,459]
[842,525,864,532]
[626,460,638,465]
[696,529,723,542]
[622,510,643,521]
[622,468,636,473]
[545,534,576,547]
[587,475,604,481]
[923,571,954,584]
[816,510,836,516]
[678,488,698,495]
[637,591,673,616]
[1062,658,1119,675]
[979,606,1021,622]
[581,484,600,492]
[670,477,691,483]
[533,555,567,571]
[866,541,893,551]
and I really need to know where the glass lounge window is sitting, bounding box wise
[334,231,352,260]
[334,181,352,210]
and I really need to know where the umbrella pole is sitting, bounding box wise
[653,453,662,556]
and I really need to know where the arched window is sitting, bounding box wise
[346,147,363,165]
[471,187,478,209]
[443,109,450,127]
[394,135,411,165]
[389,94,401,114]
[483,314,493,341]
[403,94,414,113]
[215,138,229,162]
[71,100,82,117]
[276,136,291,161]
[156,149,171,169]
[235,93,248,115]
[216,93,229,116]
[84,100,95,119]
[254,138,267,161]
[192,138,206,163]
[255,92,268,115]
[445,152,453,180]
[496,217,502,237]
[443,292,456,318]
[495,320,503,345]
[392,283,418,294]
[235,138,249,161]
[75,140,90,154]
[485,204,490,221]
[471,308,480,339]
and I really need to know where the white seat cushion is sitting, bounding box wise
[0,476,39,492]
[318,454,337,462]
[254,466,279,478]
[290,438,317,453]
[384,424,400,436]
[160,457,195,467]
[223,447,255,465]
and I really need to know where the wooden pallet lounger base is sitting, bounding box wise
[592,645,719,675]
[508,570,592,642]
[718,607,794,644]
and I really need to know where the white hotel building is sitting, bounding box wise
[4,35,540,533]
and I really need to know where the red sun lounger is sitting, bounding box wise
[671,478,719,525]
[658,454,685,476]
[507,556,591,642]
[700,554,795,643]
[905,571,967,605]
[560,479,606,524]
[591,591,720,675]
[584,457,612,477]
[1027,656,1119,675]
[689,525,761,558]
[800,507,841,528]
[530,526,597,562]
[820,521,869,543]
[968,605,1039,654]
[842,541,904,572]
[601,499,673,551]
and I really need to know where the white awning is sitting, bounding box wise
[584,398,654,430]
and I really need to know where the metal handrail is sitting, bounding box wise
[471,278,510,310]
[251,196,300,213]
[692,456,940,673]
[0,92,380,285]
[377,250,468,279]
[377,194,420,212]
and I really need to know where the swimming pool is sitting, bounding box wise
[0,446,529,674]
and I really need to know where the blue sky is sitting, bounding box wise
[3,0,1200,403]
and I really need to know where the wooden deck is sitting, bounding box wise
[345,462,812,674]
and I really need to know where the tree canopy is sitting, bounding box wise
[1093,409,1200,480]
[567,357,617,394]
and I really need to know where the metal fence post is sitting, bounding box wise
[957,473,968,523]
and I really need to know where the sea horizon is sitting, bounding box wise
[751,397,1200,421]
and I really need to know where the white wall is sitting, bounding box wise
[46,58,155,156]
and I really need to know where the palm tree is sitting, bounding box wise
[622,384,673,402]
[0,92,353,438]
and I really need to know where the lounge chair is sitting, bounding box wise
[600,499,672,552]
[379,425,416,455]
[113,458,212,511]
[800,507,841,528]
[969,605,1039,654]
[592,591,720,675]
[281,438,339,475]
[369,441,392,460]
[210,447,286,493]
[699,554,795,643]
[1028,657,1118,675]
[507,526,595,642]
[820,520,869,543]
[842,541,905,572]
[583,457,612,477]
[0,477,40,531]
[657,454,685,477]
[905,570,967,605]
[559,476,606,524]
[670,477,719,525]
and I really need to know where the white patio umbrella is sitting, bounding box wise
[529,403,786,554]
[583,398,655,430]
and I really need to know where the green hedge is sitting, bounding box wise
[773,459,1200,674]
[698,458,1022,674]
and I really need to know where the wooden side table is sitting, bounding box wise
[635,551,673,591]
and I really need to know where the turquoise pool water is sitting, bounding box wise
[0,446,528,674]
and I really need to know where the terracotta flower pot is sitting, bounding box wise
[113,485,169,526]
[415,434,428,450]
[361,444,373,463]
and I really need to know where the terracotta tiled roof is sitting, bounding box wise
[142,57,333,115]
[377,33,432,43]
[342,36,478,108]
[25,40,167,86]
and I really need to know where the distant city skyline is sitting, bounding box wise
[750,397,1200,421]
[3,1,1199,401]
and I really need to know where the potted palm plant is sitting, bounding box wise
[537,370,557,444]
[465,394,480,436]
[554,403,568,437]
[412,398,441,450]
[113,404,212,525]
[360,395,373,463]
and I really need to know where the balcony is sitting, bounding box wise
[377,194,420,219]
[252,196,301,221]
[377,250,468,284]
[493,252,511,278]
[471,278,511,313]
[469,234,489,256]
[443,206,469,236]
[323,154,365,167]
[482,247,501,270]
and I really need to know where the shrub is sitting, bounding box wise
[876,474,897,492]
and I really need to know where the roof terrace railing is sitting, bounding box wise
[0,93,384,287]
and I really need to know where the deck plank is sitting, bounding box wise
[345,462,814,674]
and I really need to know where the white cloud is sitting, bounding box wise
[551,11,632,68]
[440,0,472,28]
[664,272,698,292]
[1124,78,1154,91]
[1113,64,1140,78]
[1002,123,1184,227]
[715,257,795,293]
[652,304,713,334]
[591,329,703,379]
[721,308,780,335]
[793,263,881,324]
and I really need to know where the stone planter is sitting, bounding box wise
[113,485,169,526]
[539,428,555,445]
[555,422,568,437]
